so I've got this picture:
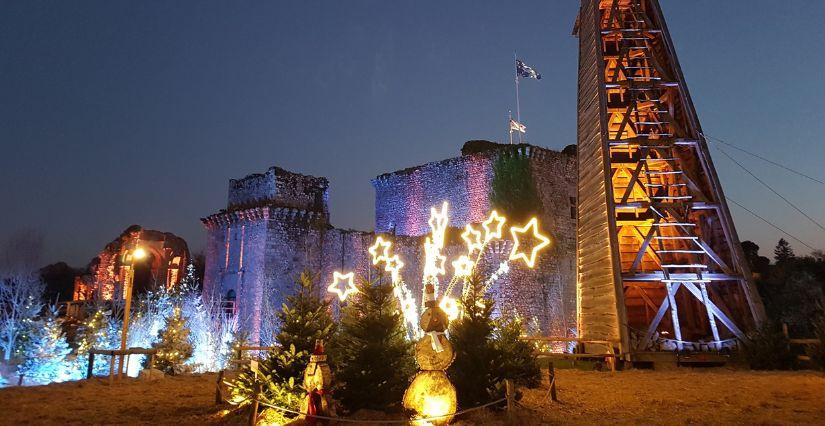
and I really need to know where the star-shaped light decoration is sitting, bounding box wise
[423,238,447,278]
[368,236,393,265]
[509,217,551,268]
[427,201,450,248]
[385,254,405,282]
[439,296,460,321]
[482,210,507,242]
[452,255,474,277]
[327,271,358,302]
[461,224,483,255]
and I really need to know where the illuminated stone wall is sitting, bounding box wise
[202,142,577,343]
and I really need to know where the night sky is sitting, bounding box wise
[1,0,823,267]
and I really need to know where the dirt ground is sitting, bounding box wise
[1,368,824,425]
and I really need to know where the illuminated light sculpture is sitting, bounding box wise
[384,254,405,282]
[427,201,450,247]
[509,217,551,268]
[327,271,357,302]
[481,210,507,242]
[403,284,457,425]
[438,296,460,322]
[368,236,393,265]
[460,224,483,255]
[423,238,447,278]
[451,255,474,278]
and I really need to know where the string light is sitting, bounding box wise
[327,271,357,302]
[509,217,551,268]
[439,296,460,321]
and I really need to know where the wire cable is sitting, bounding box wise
[725,196,818,252]
[702,132,825,187]
[712,144,825,233]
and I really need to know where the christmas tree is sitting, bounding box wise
[448,272,501,407]
[17,305,73,384]
[74,308,118,376]
[225,344,304,424]
[331,277,414,412]
[151,306,193,374]
[449,273,540,406]
[274,270,335,382]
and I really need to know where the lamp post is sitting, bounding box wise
[118,246,146,378]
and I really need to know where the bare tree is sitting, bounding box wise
[0,230,46,361]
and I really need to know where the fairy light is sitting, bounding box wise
[327,271,357,302]
[509,217,551,268]
[423,238,447,278]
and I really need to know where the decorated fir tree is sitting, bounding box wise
[493,316,540,388]
[331,278,414,412]
[448,272,502,407]
[274,270,335,382]
[225,344,305,424]
[17,306,74,384]
[151,306,193,374]
[74,308,119,376]
[449,273,541,406]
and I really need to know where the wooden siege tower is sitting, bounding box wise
[574,0,765,357]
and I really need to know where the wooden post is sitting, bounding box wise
[547,362,558,402]
[17,375,24,386]
[248,382,261,426]
[216,370,225,405]
[505,379,514,420]
[108,352,115,385]
[87,352,95,379]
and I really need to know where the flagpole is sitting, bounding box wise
[508,111,513,145]
[514,52,522,143]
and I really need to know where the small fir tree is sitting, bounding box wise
[448,272,501,407]
[151,306,193,374]
[74,308,118,376]
[449,273,541,407]
[17,306,73,384]
[493,316,541,388]
[742,321,796,370]
[275,270,335,382]
[225,344,304,422]
[331,278,414,413]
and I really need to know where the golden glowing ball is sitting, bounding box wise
[402,371,457,425]
[414,334,454,371]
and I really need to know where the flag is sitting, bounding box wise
[516,59,541,80]
[509,118,526,133]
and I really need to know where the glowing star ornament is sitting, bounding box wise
[439,296,460,321]
[385,254,405,281]
[368,236,393,265]
[509,217,551,268]
[327,271,357,302]
[423,238,447,278]
[451,255,474,278]
[482,210,507,242]
[428,201,449,248]
[460,224,483,255]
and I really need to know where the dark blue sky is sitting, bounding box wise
[1,0,823,266]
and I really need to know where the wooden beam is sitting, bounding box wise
[681,282,745,340]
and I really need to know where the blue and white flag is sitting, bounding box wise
[516,59,541,80]
[509,118,526,134]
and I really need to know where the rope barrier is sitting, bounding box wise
[247,397,507,424]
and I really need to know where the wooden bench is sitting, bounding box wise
[87,347,157,384]
[520,337,620,372]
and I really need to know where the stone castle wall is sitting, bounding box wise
[202,142,578,343]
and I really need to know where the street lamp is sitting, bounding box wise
[118,246,146,378]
